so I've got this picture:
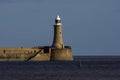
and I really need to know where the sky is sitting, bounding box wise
[0,0,120,55]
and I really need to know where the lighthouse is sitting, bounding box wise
[52,15,64,49]
[51,15,73,61]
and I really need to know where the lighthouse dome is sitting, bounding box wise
[56,15,61,20]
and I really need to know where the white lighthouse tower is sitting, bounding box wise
[52,15,64,48]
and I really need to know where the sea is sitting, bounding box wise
[0,56,120,80]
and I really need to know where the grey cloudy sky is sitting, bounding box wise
[0,0,120,55]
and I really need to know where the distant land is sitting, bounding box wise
[74,56,120,61]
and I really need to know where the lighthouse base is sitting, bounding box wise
[51,46,73,61]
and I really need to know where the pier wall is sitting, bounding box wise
[0,47,51,61]
[0,46,73,61]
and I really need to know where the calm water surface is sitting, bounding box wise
[0,57,120,80]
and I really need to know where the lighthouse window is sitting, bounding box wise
[3,50,6,53]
